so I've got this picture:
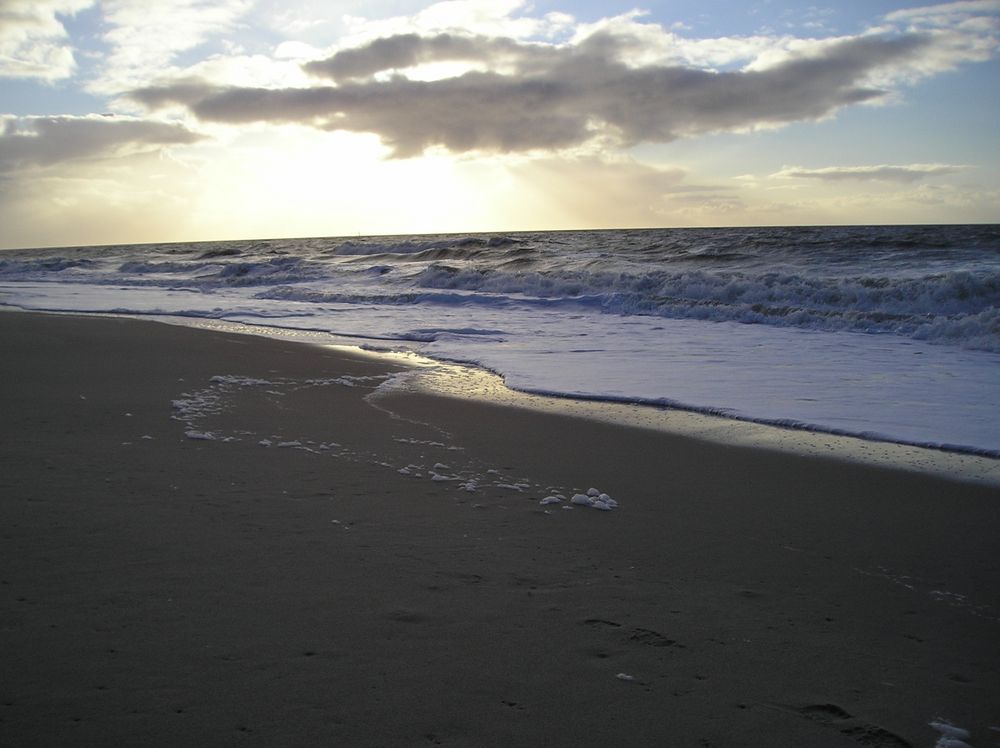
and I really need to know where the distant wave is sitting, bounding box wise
[119,260,211,274]
[0,257,96,273]
[333,235,521,257]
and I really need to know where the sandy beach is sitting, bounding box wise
[1,310,997,747]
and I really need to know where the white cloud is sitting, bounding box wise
[569,2,999,80]
[885,0,1000,24]
[0,0,94,80]
[339,0,574,49]
[274,40,326,60]
[260,0,339,37]
[772,164,972,183]
[588,1,999,81]
[89,0,253,94]
[860,0,1000,86]
[567,11,787,71]
[141,52,314,96]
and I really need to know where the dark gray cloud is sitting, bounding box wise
[302,32,541,82]
[0,115,203,172]
[774,163,970,183]
[130,30,932,157]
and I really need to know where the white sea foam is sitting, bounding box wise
[210,375,272,386]
[930,720,973,748]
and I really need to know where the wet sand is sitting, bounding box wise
[1,311,997,747]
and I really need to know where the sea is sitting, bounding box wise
[2,224,999,458]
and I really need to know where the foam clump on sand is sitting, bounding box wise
[539,496,562,505]
[184,429,237,443]
[394,437,448,448]
[569,488,619,510]
[306,374,387,388]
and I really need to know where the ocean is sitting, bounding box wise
[2,224,999,456]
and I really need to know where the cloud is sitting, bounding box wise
[130,30,939,157]
[89,0,253,94]
[0,0,94,80]
[865,0,1000,85]
[302,32,536,82]
[566,10,785,71]
[338,0,575,46]
[885,0,1000,24]
[772,164,972,183]
[0,115,203,173]
[567,1,998,75]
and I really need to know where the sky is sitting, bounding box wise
[1,0,998,249]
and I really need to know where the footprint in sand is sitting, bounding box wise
[793,703,913,747]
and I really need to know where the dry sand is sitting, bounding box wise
[1,311,997,747]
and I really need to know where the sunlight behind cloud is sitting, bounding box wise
[184,128,510,238]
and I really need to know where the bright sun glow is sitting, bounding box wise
[187,128,511,238]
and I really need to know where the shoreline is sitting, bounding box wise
[86,311,1000,486]
[1,310,998,746]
